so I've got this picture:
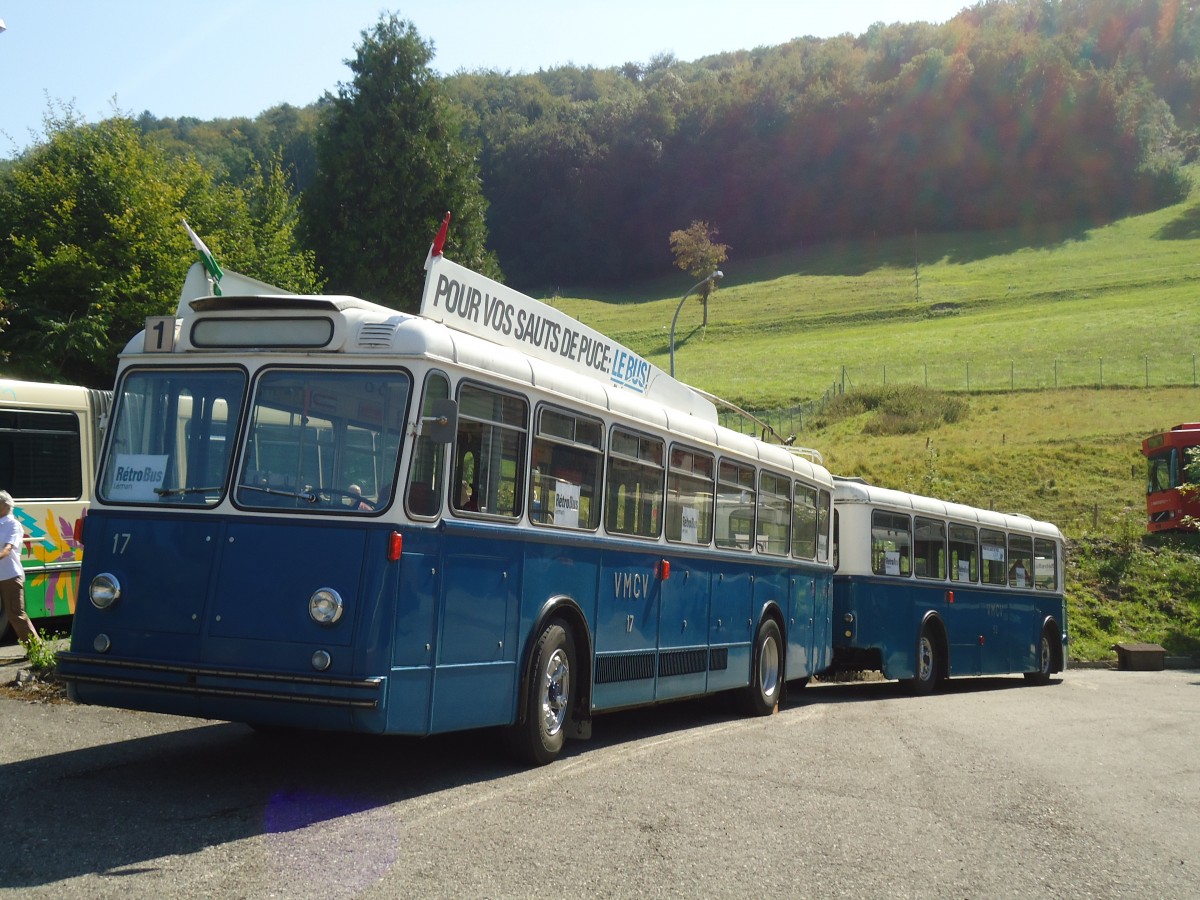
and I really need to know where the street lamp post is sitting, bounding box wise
[669,270,723,378]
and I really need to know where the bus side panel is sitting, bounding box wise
[833,576,919,680]
[754,566,790,668]
[946,588,985,676]
[430,534,521,732]
[1005,592,1059,674]
[593,553,661,711]
[386,539,440,736]
[656,556,711,701]
[707,561,753,693]
[16,501,84,620]
[787,574,815,678]
[813,577,834,673]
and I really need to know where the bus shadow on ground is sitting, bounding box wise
[0,717,523,888]
[800,674,1062,704]
[0,694,750,887]
[0,674,1058,888]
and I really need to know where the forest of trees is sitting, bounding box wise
[2,0,1199,383]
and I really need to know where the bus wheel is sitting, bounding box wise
[1024,629,1054,685]
[740,618,783,716]
[909,627,939,696]
[508,620,574,766]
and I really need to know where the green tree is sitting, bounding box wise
[303,13,499,311]
[669,221,728,326]
[0,113,321,387]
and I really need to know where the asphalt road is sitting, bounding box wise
[0,668,1197,899]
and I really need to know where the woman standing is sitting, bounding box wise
[0,490,38,645]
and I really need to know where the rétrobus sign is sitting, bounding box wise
[420,254,715,421]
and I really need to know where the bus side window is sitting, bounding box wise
[979,528,1006,584]
[605,428,664,538]
[528,406,603,530]
[756,471,791,556]
[871,510,911,576]
[452,383,527,519]
[790,483,818,559]
[406,372,450,518]
[1008,534,1033,588]
[948,523,978,582]
[714,458,755,550]
[914,516,946,579]
[666,445,714,545]
[1033,538,1058,590]
[817,489,831,563]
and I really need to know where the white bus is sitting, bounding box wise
[0,378,111,638]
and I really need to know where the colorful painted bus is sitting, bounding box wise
[830,477,1066,692]
[1142,423,1200,533]
[0,378,111,639]
[58,249,836,764]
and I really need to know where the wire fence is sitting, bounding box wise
[716,353,1200,439]
[833,353,1200,393]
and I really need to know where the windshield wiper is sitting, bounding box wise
[237,483,318,503]
[154,486,221,497]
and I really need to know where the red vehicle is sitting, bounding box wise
[1143,423,1200,532]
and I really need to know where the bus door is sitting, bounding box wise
[432,381,526,732]
[388,372,451,734]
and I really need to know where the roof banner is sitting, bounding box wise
[419,254,714,420]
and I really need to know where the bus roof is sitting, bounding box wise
[131,263,831,487]
[833,477,1062,539]
[0,378,106,411]
[1142,423,1200,454]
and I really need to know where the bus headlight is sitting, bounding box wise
[308,588,344,625]
[89,573,122,609]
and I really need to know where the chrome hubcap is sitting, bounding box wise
[759,634,780,699]
[918,636,934,682]
[541,648,570,737]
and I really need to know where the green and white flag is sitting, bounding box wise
[182,218,224,296]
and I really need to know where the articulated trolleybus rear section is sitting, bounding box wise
[830,478,1067,693]
[59,246,836,764]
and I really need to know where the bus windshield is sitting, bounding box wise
[99,368,246,506]
[234,369,409,513]
[1146,452,1175,493]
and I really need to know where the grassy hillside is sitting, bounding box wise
[548,181,1200,409]
[541,181,1200,663]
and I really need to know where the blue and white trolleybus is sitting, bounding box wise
[830,477,1066,693]
[59,239,836,764]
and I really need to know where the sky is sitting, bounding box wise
[0,1,970,159]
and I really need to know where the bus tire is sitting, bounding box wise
[739,618,783,716]
[508,620,574,766]
[1024,628,1055,685]
[909,626,939,696]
